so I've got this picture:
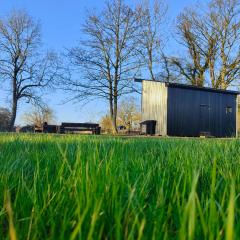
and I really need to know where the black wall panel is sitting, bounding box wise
[167,86,237,137]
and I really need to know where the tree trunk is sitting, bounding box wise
[113,94,118,134]
[9,97,17,132]
[109,78,117,135]
[9,76,18,132]
[109,98,117,135]
[110,102,118,135]
[111,113,117,134]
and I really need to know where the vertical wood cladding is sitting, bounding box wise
[167,86,237,137]
[142,81,167,135]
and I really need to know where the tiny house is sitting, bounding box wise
[136,79,239,137]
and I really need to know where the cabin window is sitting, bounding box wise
[226,107,232,114]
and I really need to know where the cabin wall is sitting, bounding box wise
[142,81,167,135]
[167,86,237,137]
[237,95,240,136]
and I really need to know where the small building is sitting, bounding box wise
[136,79,239,137]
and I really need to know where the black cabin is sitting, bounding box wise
[137,79,239,137]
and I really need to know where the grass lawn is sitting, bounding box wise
[0,134,240,239]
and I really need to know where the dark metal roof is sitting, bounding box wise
[134,78,239,95]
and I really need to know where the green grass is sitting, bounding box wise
[0,134,240,239]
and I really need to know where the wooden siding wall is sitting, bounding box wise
[142,81,167,135]
[167,87,237,137]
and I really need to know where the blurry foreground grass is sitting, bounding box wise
[0,134,240,239]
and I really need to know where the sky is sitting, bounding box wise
[0,0,192,125]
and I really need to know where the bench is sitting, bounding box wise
[42,123,59,133]
[59,122,101,135]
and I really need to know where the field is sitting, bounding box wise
[0,134,240,240]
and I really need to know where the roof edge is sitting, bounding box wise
[134,78,239,95]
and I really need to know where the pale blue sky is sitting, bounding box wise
[0,0,193,125]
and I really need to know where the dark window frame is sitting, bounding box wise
[226,106,233,114]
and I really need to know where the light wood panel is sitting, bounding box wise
[142,81,167,136]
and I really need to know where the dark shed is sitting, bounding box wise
[136,79,239,137]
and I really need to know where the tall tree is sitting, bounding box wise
[135,0,167,81]
[208,0,240,89]
[173,6,217,86]
[64,0,140,133]
[0,10,59,131]
[172,0,240,89]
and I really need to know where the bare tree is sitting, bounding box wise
[208,0,240,89]
[22,105,55,127]
[0,107,11,131]
[172,0,240,88]
[117,97,141,132]
[0,10,59,131]
[135,0,167,81]
[156,51,182,82]
[64,0,140,133]
[100,114,113,133]
[100,97,141,133]
[173,6,217,86]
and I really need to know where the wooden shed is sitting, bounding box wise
[136,79,239,137]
